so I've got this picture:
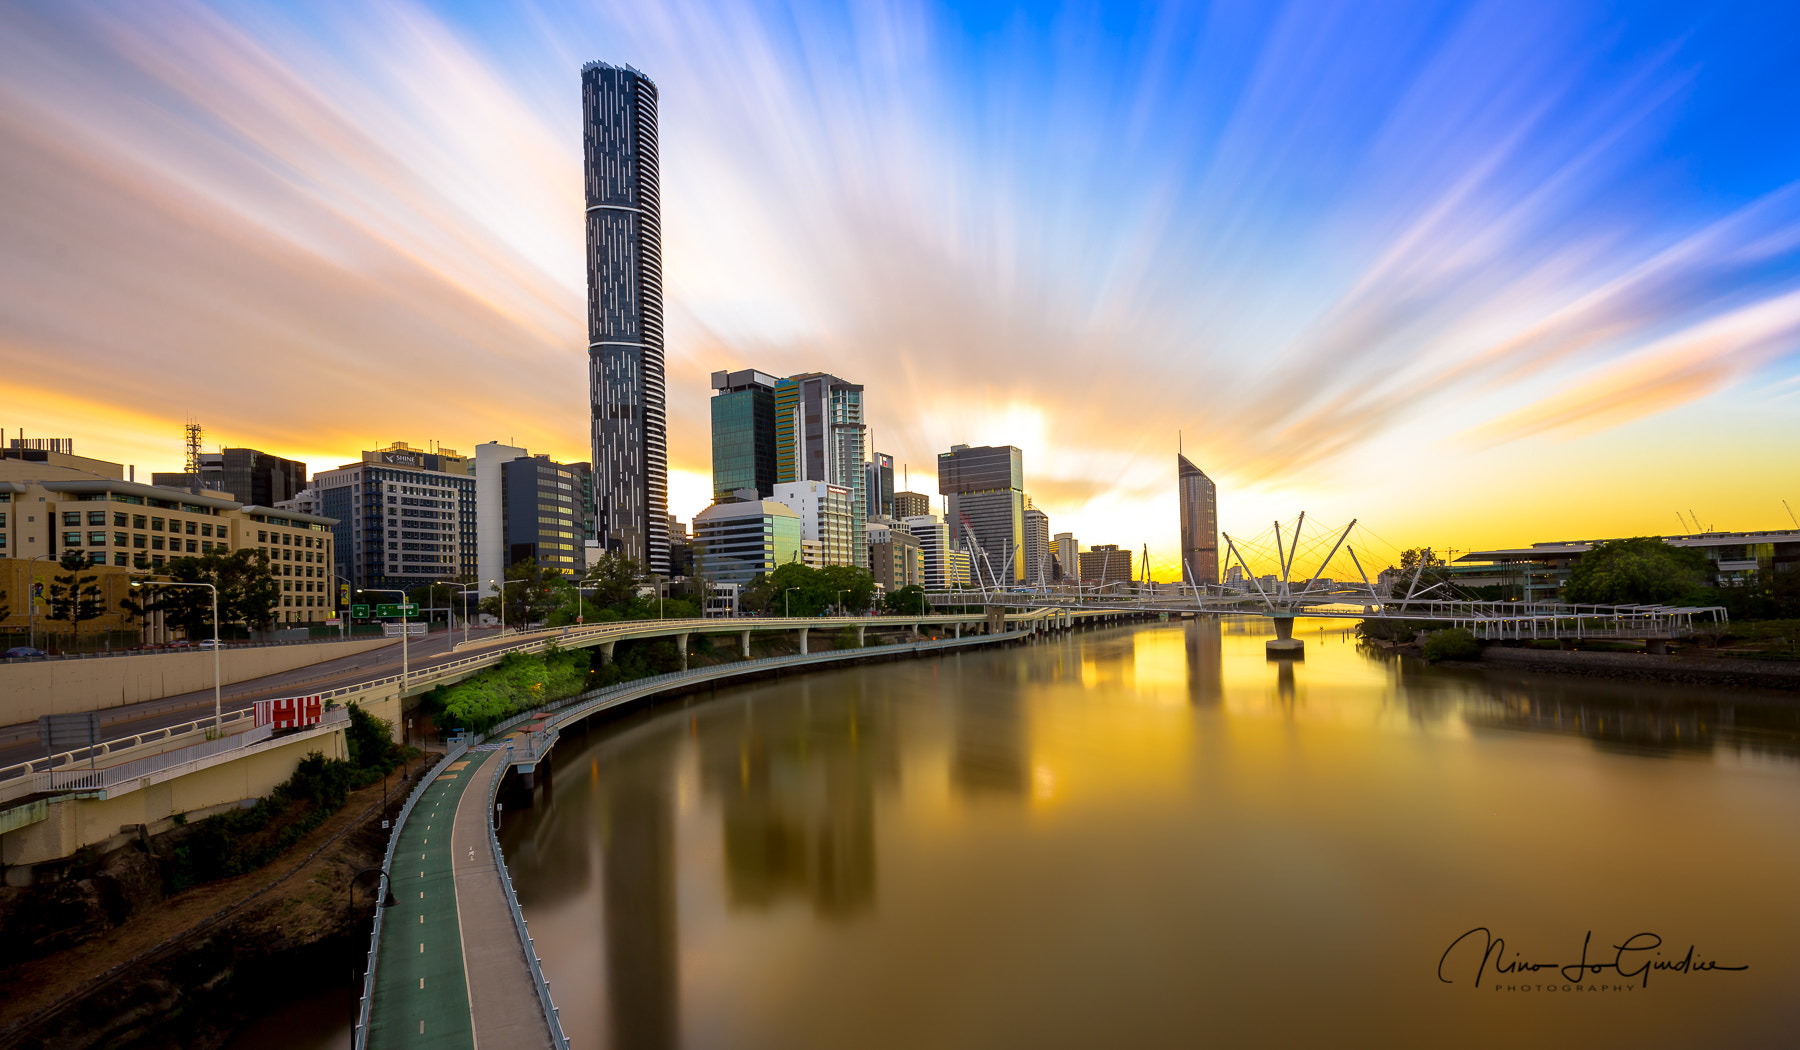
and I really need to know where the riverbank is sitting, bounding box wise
[1468,645,1800,689]
[0,760,431,1049]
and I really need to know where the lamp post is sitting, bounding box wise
[24,553,56,652]
[490,577,527,635]
[130,578,221,734]
[836,589,848,617]
[364,588,412,698]
[785,587,799,619]
[433,580,468,646]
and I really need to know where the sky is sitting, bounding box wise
[2,0,1799,578]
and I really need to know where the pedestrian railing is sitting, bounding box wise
[1,708,260,784]
[483,744,571,1049]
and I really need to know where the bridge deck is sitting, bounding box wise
[365,745,554,1049]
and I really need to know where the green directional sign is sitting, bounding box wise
[351,604,370,618]
[375,603,418,617]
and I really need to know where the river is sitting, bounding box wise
[491,617,1800,1049]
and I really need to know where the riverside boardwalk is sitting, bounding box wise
[365,742,553,1050]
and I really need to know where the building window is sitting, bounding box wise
[187,540,198,553]
[64,531,82,546]
[133,535,147,548]
[63,511,80,526]
[201,523,213,537]
[89,531,106,546]
[114,512,127,527]
[88,511,105,526]
[186,521,197,535]
[151,517,164,531]
[133,515,147,529]
[114,552,128,566]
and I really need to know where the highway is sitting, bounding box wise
[0,627,517,770]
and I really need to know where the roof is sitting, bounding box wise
[694,499,800,523]
[39,478,243,511]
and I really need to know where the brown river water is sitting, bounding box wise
[477,617,1800,1050]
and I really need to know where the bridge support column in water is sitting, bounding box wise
[1267,614,1303,656]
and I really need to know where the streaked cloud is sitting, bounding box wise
[1,0,1797,562]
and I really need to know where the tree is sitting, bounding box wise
[46,552,106,645]
[480,558,562,628]
[581,551,645,612]
[735,562,875,617]
[1563,537,1711,606]
[127,549,282,637]
[884,584,928,615]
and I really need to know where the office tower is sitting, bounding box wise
[584,60,668,573]
[313,442,476,595]
[774,373,867,568]
[865,453,894,520]
[711,369,779,501]
[1178,454,1219,586]
[902,515,953,590]
[1054,532,1079,583]
[1079,544,1134,585]
[693,499,803,586]
[151,447,307,504]
[936,444,1025,585]
[1022,499,1050,585]
[502,456,583,576]
[867,521,921,591]
[893,491,930,519]
[475,441,529,590]
[771,480,855,566]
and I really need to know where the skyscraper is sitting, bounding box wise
[710,368,779,501]
[937,444,1025,584]
[1022,499,1051,585]
[1178,454,1219,586]
[865,452,894,520]
[774,373,868,568]
[584,60,668,573]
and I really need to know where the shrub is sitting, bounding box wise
[1423,627,1481,662]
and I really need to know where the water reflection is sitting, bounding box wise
[502,618,1800,1050]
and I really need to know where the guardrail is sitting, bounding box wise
[353,740,468,1049]
[483,745,571,1049]
[2,709,260,783]
[0,634,388,663]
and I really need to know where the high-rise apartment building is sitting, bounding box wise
[902,514,953,590]
[1022,499,1051,586]
[710,369,779,501]
[1178,454,1219,586]
[893,491,930,519]
[313,443,475,595]
[1054,532,1080,583]
[774,373,867,568]
[937,444,1024,585]
[584,60,668,573]
[771,480,855,567]
[865,452,894,520]
[1079,544,1134,586]
[867,521,921,591]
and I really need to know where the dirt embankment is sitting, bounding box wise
[0,762,432,1049]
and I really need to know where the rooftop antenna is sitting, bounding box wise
[1785,500,1799,528]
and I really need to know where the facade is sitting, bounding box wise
[502,456,584,577]
[475,441,529,590]
[1079,544,1134,586]
[667,514,694,577]
[893,491,930,520]
[1022,500,1051,586]
[1178,454,1219,586]
[313,445,476,596]
[865,453,894,520]
[774,373,867,568]
[902,514,954,590]
[0,466,339,630]
[771,480,855,567]
[584,60,669,573]
[710,369,779,501]
[1456,528,1800,601]
[275,488,322,516]
[153,448,307,506]
[867,521,921,592]
[693,499,803,587]
[1054,532,1079,583]
[937,444,1025,585]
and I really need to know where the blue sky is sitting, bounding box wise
[3,0,1798,570]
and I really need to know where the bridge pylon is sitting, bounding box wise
[1267,614,1303,657]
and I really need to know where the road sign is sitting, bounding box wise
[375,603,418,616]
[351,604,369,618]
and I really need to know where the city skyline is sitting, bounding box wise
[2,2,1799,577]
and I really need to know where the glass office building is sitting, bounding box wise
[693,499,803,586]
[1178,454,1219,586]
[584,60,669,573]
[774,373,868,568]
[710,368,779,501]
[937,444,1026,584]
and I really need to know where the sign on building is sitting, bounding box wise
[253,695,323,730]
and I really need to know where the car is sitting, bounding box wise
[3,646,48,660]
[164,640,194,650]
[198,639,226,649]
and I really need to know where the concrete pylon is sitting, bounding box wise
[740,630,752,657]
[1266,614,1303,657]
[599,640,616,665]
[798,627,809,654]
[676,633,690,670]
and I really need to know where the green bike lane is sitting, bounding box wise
[366,754,482,1049]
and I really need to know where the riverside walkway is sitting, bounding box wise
[356,613,1097,1049]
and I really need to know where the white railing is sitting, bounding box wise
[1,708,260,784]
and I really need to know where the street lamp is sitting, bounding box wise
[836,589,848,617]
[785,587,799,619]
[363,589,412,697]
[130,578,222,734]
[24,553,56,652]
[433,580,468,647]
[490,578,527,635]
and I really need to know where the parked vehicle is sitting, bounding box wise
[3,646,48,660]
[198,639,226,650]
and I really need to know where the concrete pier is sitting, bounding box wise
[1266,615,1304,657]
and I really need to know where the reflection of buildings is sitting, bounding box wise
[1185,617,1223,704]
[601,737,680,1050]
[696,681,896,917]
[951,672,1029,796]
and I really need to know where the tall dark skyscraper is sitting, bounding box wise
[937,444,1025,584]
[584,61,668,573]
[1178,453,1218,586]
[710,368,779,501]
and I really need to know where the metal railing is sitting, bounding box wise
[484,745,570,1049]
[353,741,468,1049]
[0,633,383,663]
[2,708,260,784]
